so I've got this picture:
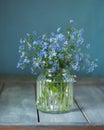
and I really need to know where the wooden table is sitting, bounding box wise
[0,76,104,130]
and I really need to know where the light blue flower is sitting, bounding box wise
[88,62,95,72]
[20,52,25,58]
[49,38,54,42]
[51,32,55,36]
[85,58,90,66]
[71,63,78,70]
[20,38,23,44]
[58,54,63,59]
[72,30,78,37]
[51,67,56,73]
[64,40,68,45]
[70,35,75,41]
[38,51,43,57]
[42,34,46,40]
[33,41,38,45]
[77,37,84,45]
[75,55,80,62]
[49,61,53,65]
[17,19,97,75]
[56,34,64,41]
[24,58,30,63]
[70,19,74,24]
[52,51,57,56]
[17,62,22,68]
[57,27,61,32]
[17,62,24,69]
[44,42,48,46]
[33,61,39,68]
[53,62,59,67]
[88,65,94,72]
[27,42,32,49]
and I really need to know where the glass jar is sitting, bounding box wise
[36,69,74,113]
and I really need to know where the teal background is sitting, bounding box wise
[0,0,104,76]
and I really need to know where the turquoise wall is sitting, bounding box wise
[0,0,104,76]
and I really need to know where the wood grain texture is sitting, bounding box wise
[0,84,37,125]
[0,77,104,129]
[0,76,104,86]
[0,126,104,130]
[74,85,104,125]
[0,126,35,130]
[35,126,104,130]
[0,75,36,84]
[38,103,87,126]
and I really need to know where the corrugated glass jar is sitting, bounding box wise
[36,69,74,113]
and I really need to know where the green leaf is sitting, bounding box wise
[70,45,75,50]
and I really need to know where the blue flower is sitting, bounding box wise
[88,62,95,72]
[33,61,39,68]
[20,38,23,44]
[38,50,45,57]
[85,58,90,66]
[42,34,46,40]
[57,27,61,32]
[39,49,47,57]
[51,32,55,36]
[49,38,54,42]
[52,52,57,56]
[20,52,25,58]
[17,62,24,69]
[51,67,56,73]
[44,42,48,46]
[72,30,78,37]
[49,61,53,65]
[56,34,64,41]
[23,58,30,63]
[17,62,21,68]
[33,41,38,45]
[58,54,63,59]
[53,62,59,68]
[71,63,78,71]
[64,40,68,45]
[77,37,84,45]
[17,19,97,75]
[27,42,32,49]
[51,49,57,56]
[70,19,74,24]
[75,55,80,62]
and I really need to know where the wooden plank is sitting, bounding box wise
[74,86,104,125]
[75,78,104,87]
[0,126,36,130]
[0,126,104,130]
[38,103,87,126]
[0,76,104,86]
[0,75,36,84]
[34,126,104,130]
[0,84,37,126]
